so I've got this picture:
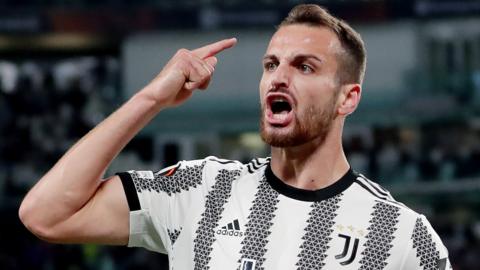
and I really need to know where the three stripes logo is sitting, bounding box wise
[335,234,360,265]
[246,158,269,174]
[216,219,243,237]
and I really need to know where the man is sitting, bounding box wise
[19,4,451,269]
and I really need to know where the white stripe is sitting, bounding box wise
[358,174,391,196]
[356,175,395,201]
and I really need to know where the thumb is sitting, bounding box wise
[204,56,218,69]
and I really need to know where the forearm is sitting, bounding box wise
[19,88,163,232]
[19,37,236,243]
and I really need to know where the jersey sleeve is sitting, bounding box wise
[116,159,208,253]
[400,215,452,270]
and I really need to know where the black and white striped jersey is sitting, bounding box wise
[117,156,451,270]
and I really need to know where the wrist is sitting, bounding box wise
[137,75,182,109]
[131,88,167,114]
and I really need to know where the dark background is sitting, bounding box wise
[1,0,479,269]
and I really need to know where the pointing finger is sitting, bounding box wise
[193,38,237,59]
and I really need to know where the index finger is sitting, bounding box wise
[193,38,237,59]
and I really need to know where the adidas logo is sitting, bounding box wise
[216,219,244,237]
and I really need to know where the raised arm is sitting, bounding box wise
[18,38,237,245]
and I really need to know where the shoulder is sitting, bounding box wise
[156,156,270,178]
[348,173,448,252]
[201,156,270,174]
[244,157,271,174]
[349,172,420,221]
[154,156,244,176]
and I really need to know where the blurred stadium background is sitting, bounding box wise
[0,0,479,269]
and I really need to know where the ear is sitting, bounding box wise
[337,83,361,116]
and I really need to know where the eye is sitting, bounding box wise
[299,64,314,74]
[264,61,277,72]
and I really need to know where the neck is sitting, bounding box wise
[270,121,350,190]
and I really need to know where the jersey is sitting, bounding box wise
[117,156,451,270]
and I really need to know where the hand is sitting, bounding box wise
[143,38,237,108]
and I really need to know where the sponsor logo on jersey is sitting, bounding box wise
[216,219,243,237]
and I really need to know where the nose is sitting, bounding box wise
[269,64,290,90]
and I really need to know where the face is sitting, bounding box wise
[259,24,343,147]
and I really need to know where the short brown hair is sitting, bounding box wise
[280,4,366,84]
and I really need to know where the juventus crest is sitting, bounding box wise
[336,233,360,266]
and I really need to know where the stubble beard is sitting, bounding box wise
[260,95,337,148]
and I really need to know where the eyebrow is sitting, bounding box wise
[263,54,323,63]
[262,55,277,63]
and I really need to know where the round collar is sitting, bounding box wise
[264,162,356,202]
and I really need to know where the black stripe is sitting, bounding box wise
[208,157,238,164]
[250,158,269,169]
[252,158,261,168]
[193,169,241,269]
[237,176,279,268]
[354,180,404,207]
[354,179,390,201]
[167,228,182,245]
[154,162,205,196]
[246,161,268,174]
[234,219,240,230]
[358,176,390,197]
[359,201,400,269]
[250,163,260,170]
[371,181,390,195]
[248,161,260,170]
[253,162,267,170]
[412,217,441,269]
[117,172,141,211]
[296,195,342,269]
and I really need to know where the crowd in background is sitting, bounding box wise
[345,123,480,184]
[0,58,479,269]
[0,57,120,195]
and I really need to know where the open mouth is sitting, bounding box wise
[271,98,292,115]
[266,93,294,127]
